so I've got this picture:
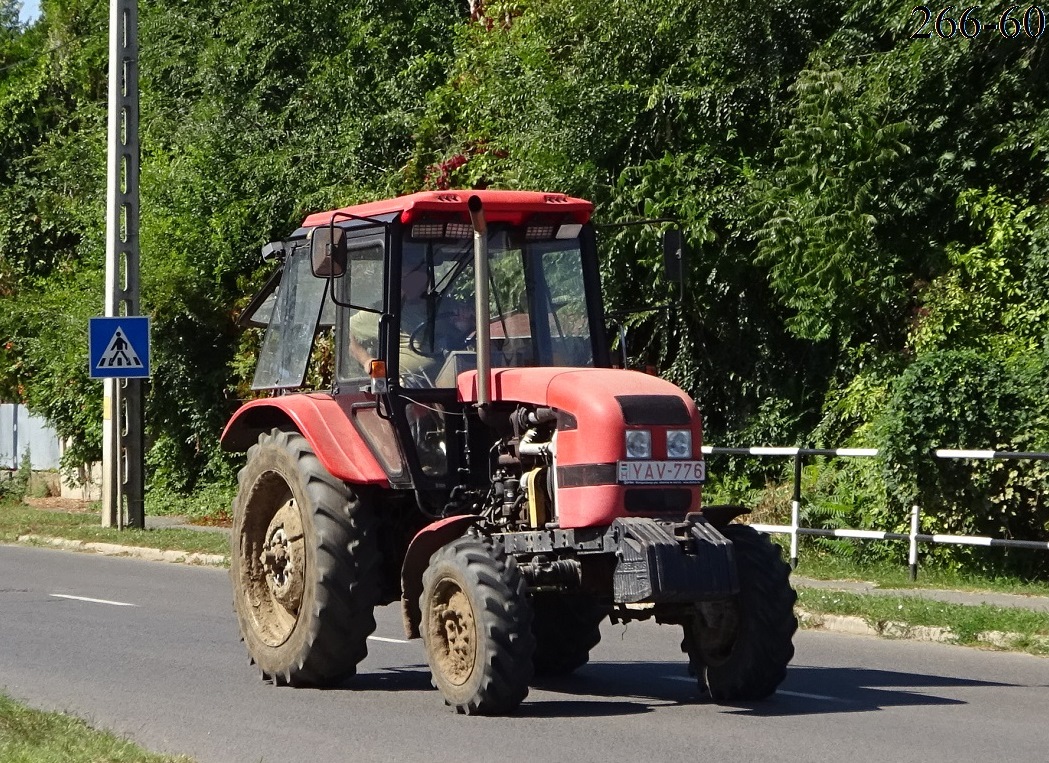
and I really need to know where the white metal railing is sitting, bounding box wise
[702,445,1049,580]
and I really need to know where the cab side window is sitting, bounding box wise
[336,238,385,383]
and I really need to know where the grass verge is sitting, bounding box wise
[0,692,194,762]
[797,588,1049,655]
[780,539,1049,597]
[0,501,230,558]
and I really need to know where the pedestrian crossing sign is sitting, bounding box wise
[89,316,151,379]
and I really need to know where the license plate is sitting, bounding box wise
[617,460,706,485]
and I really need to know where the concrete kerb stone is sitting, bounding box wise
[796,610,879,638]
[796,607,1049,650]
[796,608,953,642]
[17,534,227,567]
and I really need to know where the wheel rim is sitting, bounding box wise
[427,577,477,687]
[262,500,305,614]
[239,474,306,648]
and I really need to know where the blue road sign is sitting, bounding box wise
[89,316,151,379]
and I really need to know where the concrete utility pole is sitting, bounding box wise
[101,0,144,529]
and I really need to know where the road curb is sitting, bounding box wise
[796,607,1049,651]
[16,534,228,567]
[797,608,951,641]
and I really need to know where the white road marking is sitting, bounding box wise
[667,677,842,703]
[368,635,409,644]
[777,689,843,702]
[51,593,136,607]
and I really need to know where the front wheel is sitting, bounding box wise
[682,523,797,701]
[420,535,535,714]
[230,428,381,686]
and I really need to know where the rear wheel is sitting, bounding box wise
[230,428,381,686]
[420,535,534,714]
[531,592,607,676]
[682,524,796,701]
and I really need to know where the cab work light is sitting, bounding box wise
[444,222,473,238]
[410,222,444,238]
[525,224,557,240]
[410,221,473,239]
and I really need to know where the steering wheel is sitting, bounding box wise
[407,321,444,358]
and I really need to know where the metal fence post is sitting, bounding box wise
[909,504,920,581]
[790,452,802,569]
[10,404,17,470]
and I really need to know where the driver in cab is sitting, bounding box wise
[349,263,473,385]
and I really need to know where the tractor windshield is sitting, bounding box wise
[398,225,594,387]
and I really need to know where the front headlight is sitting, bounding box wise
[624,430,652,459]
[666,429,692,459]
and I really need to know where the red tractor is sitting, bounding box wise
[223,190,796,714]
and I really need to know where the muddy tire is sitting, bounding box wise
[420,534,534,714]
[531,593,607,676]
[230,428,380,686]
[682,524,796,701]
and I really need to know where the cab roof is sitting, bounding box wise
[300,190,593,229]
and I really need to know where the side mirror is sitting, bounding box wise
[311,226,347,278]
[662,228,687,284]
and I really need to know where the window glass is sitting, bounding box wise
[340,239,385,382]
[252,244,326,389]
[535,242,593,367]
[392,229,592,387]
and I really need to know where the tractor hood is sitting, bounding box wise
[457,367,704,527]
[457,367,701,462]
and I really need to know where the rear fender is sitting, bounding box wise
[400,515,481,639]
[221,393,392,485]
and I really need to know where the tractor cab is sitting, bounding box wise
[236,191,608,495]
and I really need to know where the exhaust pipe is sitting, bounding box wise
[468,195,491,411]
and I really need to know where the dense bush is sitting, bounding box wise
[876,350,1049,573]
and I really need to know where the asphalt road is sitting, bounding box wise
[2,544,1048,763]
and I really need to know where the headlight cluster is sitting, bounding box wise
[666,429,692,459]
[623,429,692,459]
[624,430,651,459]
